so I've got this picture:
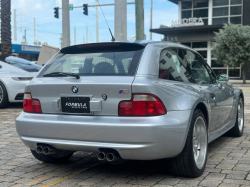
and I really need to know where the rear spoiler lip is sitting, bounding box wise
[60,42,147,54]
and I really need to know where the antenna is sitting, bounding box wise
[96,0,115,42]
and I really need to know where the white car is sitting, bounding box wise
[0,56,41,108]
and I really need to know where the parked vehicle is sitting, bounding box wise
[0,56,41,108]
[15,42,244,177]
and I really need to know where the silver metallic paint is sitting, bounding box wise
[15,41,243,160]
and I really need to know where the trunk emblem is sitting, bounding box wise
[101,94,107,100]
[119,89,129,94]
[72,86,78,93]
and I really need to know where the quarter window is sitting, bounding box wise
[158,48,194,83]
[182,49,212,84]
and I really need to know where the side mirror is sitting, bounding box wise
[217,74,229,83]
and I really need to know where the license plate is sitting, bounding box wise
[61,97,90,114]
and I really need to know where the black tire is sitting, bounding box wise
[31,150,74,163]
[0,82,9,108]
[226,97,244,137]
[169,109,208,178]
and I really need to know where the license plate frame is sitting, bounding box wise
[61,96,91,114]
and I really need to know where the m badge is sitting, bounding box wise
[119,89,129,94]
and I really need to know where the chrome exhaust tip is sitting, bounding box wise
[97,152,106,161]
[106,152,116,162]
[42,146,56,155]
[36,146,43,154]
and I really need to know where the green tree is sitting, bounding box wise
[212,23,250,84]
[0,0,12,59]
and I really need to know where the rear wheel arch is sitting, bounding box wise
[194,102,209,129]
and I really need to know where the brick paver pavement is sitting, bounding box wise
[0,88,250,187]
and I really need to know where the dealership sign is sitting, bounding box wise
[171,17,204,27]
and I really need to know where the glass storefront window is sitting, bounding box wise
[197,51,207,58]
[192,42,207,48]
[213,7,229,17]
[213,17,228,25]
[211,60,224,67]
[181,43,192,47]
[203,19,208,25]
[229,69,240,77]
[182,10,192,19]
[230,6,242,15]
[182,1,192,9]
[230,16,241,24]
[212,69,227,76]
[193,9,208,17]
[193,0,208,8]
[213,0,229,6]
[231,0,242,5]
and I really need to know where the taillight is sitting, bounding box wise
[118,94,167,116]
[23,93,42,113]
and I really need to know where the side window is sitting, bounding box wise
[159,48,195,83]
[182,49,212,84]
[202,59,217,83]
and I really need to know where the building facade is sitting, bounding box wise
[151,0,250,81]
[11,44,41,62]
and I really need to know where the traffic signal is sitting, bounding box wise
[83,4,88,16]
[54,7,59,19]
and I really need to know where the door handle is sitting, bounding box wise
[230,90,234,96]
[209,93,216,99]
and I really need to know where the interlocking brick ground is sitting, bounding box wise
[0,88,250,187]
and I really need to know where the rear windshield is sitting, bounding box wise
[39,45,144,76]
[6,60,41,72]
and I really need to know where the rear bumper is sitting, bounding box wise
[16,110,192,160]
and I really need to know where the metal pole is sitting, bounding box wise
[14,9,17,44]
[86,25,88,43]
[135,0,144,40]
[150,0,152,40]
[115,0,127,41]
[24,29,26,42]
[96,0,99,42]
[34,18,36,45]
[74,26,76,45]
[62,0,70,47]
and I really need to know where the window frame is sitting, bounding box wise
[212,0,243,25]
[181,0,209,24]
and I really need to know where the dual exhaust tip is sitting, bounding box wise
[97,151,122,162]
[36,145,56,155]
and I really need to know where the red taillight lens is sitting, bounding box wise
[23,93,42,113]
[118,94,167,116]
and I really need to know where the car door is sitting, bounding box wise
[181,49,232,132]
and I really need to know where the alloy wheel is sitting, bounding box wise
[238,99,244,132]
[0,85,3,104]
[193,116,207,169]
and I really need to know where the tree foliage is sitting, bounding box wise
[1,0,12,58]
[212,23,250,67]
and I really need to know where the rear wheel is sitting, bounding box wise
[0,82,9,108]
[227,97,244,137]
[169,109,208,178]
[31,150,74,163]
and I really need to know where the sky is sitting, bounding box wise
[11,0,178,48]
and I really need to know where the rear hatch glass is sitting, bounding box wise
[33,43,145,116]
[38,43,145,77]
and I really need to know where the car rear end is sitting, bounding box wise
[16,42,192,160]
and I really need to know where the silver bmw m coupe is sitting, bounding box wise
[15,41,244,177]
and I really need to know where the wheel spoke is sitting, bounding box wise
[193,116,207,170]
